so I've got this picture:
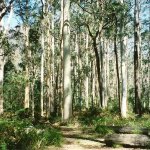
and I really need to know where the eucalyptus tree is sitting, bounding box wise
[119,0,128,118]
[62,0,72,121]
[15,0,31,109]
[84,33,89,108]
[113,3,128,110]
[0,0,14,114]
[74,0,118,108]
[111,1,122,112]
[41,0,56,118]
[14,0,42,110]
[29,25,41,118]
[134,0,141,115]
[40,0,45,117]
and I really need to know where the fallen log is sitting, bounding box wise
[105,134,150,148]
[98,126,150,135]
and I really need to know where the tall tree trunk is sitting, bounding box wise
[51,9,55,114]
[79,34,82,110]
[62,0,72,121]
[59,0,64,116]
[91,60,95,107]
[114,21,121,113]
[0,47,4,115]
[40,0,46,117]
[104,39,109,107]
[100,38,107,108]
[134,0,141,115]
[75,33,79,108]
[45,17,51,118]
[31,80,35,118]
[86,25,101,107]
[120,0,128,118]
[121,36,128,118]
[93,38,101,107]
[41,30,45,117]
[106,40,110,105]
[85,34,89,109]
[24,26,30,109]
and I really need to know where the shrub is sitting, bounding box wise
[0,119,63,150]
[0,140,7,150]
[16,129,40,150]
[42,128,63,146]
[95,126,113,135]
[16,108,31,119]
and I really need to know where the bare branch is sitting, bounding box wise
[0,0,15,21]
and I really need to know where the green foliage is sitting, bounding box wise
[0,141,7,150]
[107,98,120,114]
[0,119,63,150]
[42,128,63,146]
[95,126,113,135]
[4,70,26,112]
[78,107,102,125]
[78,106,150,135]
[16,129,40,150]
[16,108,31,119]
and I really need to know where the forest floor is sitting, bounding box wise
[45,125,148,150]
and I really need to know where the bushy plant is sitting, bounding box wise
[42,128,63,146]
[4,71,26,112]
[0,119,63,150]
[16,129,40,150]
[0,140,7,150]
[16,108,31,119]
[78,107,102,125]
[107,98,120,114]
[95,126,113,135]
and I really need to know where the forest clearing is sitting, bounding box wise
[0,0,150,149]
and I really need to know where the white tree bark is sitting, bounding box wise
[119,0,128,118]
[92,61,96,107]
[40,32,44,117]
[85,34,89,109]
[121,36,128,118]
[51,9,55,113]
[24,29,30,109]
[60,0,64,116]
[100,37,106,108]
[106,40,110,105]
[63,0,72,121]
[75,33,79,103]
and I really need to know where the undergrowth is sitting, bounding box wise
[77,107,150,135]
[0,112,63,150]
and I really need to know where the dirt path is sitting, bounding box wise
[45,137,144,150]
[45,126,148,150]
